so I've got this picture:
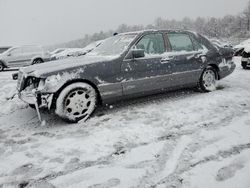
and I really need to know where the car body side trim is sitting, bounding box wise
[120,69,202,84]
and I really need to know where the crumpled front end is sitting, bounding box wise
[17,69,54,109]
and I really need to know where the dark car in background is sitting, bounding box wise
[233,38,250,57]
[16,30,235,122]
[241,49,250,69]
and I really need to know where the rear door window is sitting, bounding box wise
[167,33,194,52]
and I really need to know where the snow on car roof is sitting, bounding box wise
[118,29,196,36]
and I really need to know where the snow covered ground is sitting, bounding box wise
[0,57,250,188]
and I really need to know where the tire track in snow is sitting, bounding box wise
[133,103,250,187]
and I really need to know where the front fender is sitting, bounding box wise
[38,71,101,94]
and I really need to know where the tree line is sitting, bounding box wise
[52,1,250,49]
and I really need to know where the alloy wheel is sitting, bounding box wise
[202,69,216,91]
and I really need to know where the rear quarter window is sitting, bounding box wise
[190,35,204,51]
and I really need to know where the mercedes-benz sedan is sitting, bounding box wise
[16,30,235,122]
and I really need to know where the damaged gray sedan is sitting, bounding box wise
[16,30,235,122]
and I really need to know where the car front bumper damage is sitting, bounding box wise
[19,90,53,109]
[19,90,54,123]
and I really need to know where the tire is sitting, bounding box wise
[198,66,217,92]
[55,82,97,123]
[242,63,247,70]
[0,62,4,72]
[29,104,36,109]
[32,58,43,65]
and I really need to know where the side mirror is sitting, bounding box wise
[131,49,145,59]
[7,53,11,56]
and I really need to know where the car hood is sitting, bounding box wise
[22,55,118,77]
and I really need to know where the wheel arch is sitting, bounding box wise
[31,57,44,64]
[207,63,220,80]
[51,79,102,109]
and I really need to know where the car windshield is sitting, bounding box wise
[87,34,137,56]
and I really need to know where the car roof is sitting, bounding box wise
[8,45,44,50]
[118,29,196,36]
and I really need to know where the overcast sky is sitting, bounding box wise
[0,0,248,46]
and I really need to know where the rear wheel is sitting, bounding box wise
[0,62,4,72]
[198,66,217,92]
[32,58,43,65]
[55,82,97,123]
[29,104,36,109]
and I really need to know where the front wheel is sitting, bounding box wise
[198,66,217,92]
[55,82,97,123]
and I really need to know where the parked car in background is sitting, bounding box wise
[241,46,250,69]
[52,48,85,60]
[233,38,250,56]
[0,46,11,54]
[52,40,103,60]
[210,38,233,49]
[49,48,66,57]
[17,30,235,123]
[0,45,50,71]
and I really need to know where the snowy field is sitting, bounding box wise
[0,57,250,188]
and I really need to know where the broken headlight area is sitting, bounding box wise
[23,76,41,91]
[19,77,54,109]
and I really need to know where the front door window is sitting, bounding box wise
[136,33,165,55]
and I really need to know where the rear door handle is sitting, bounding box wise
[161,56,174,63]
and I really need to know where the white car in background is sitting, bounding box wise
[52,40,103,60]
[234,38,250,56]
[210,38,232,48]
[0,45,50,71]
[50,48,66,57]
